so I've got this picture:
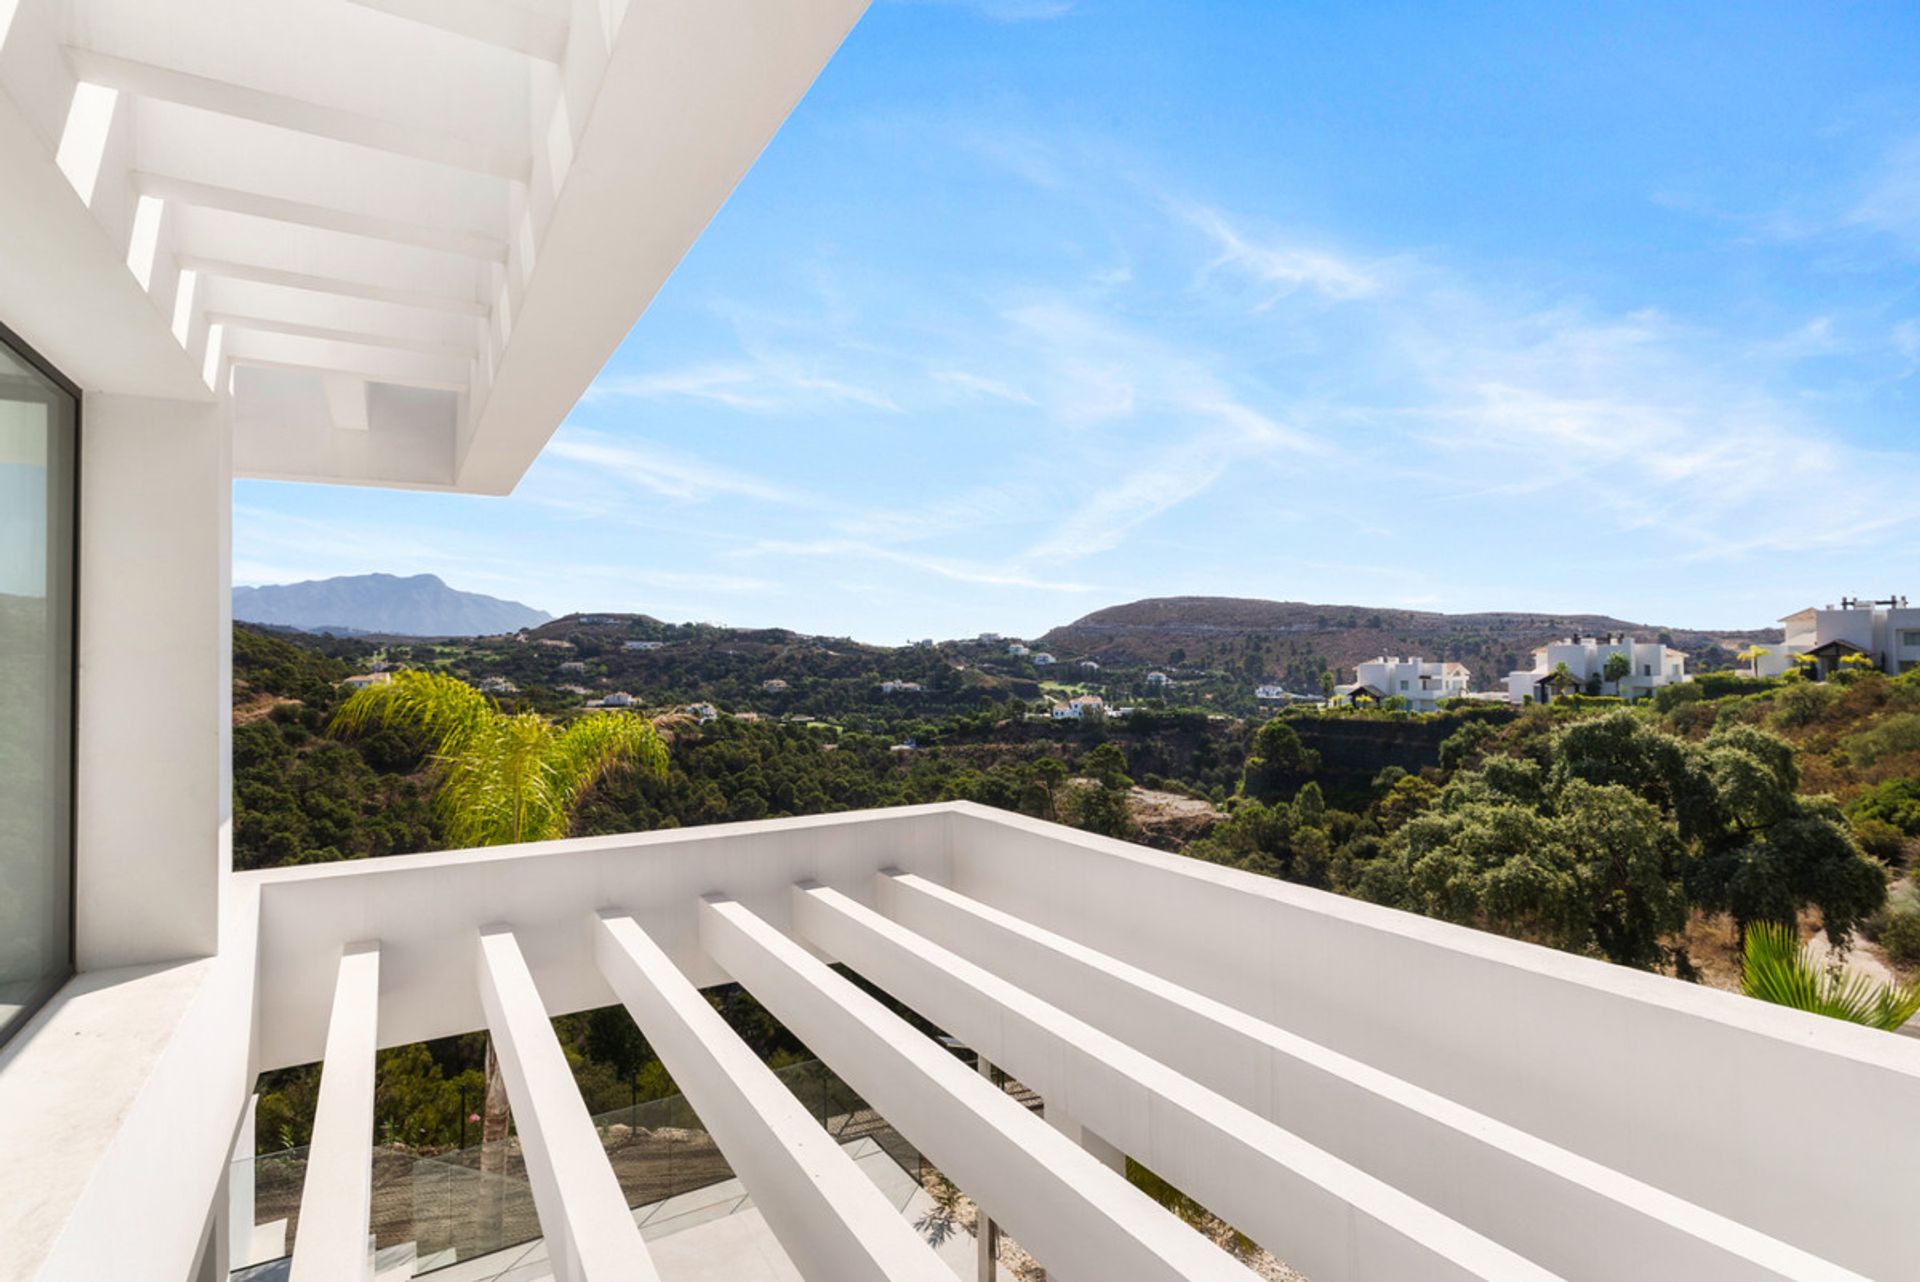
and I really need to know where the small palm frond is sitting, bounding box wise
[437,712,563,848]
[331,670,494,761]
[647,710,696,741]
[1742,921,1920,1031]
[332,673,671,850]
[544,713,670,836]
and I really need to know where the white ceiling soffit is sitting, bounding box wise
[0,0,869,492]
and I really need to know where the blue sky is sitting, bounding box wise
[235,1,1920,643]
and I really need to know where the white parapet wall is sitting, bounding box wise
[17,801,1913,1282]
[939,803,1919,1281]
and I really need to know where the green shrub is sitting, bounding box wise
[1693,674,1787,701]
[1845,713,1920,767]
[1877,903,1920,966]
[1852,816,1910,865]
[1849,778,1920,836]
[1549,694,1626,710]
[1770,681,1843,730]
[1654,682,1705,714]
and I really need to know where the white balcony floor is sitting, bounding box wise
[414,1136,1007,1282]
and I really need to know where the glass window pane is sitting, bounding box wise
[0,331,75,1042]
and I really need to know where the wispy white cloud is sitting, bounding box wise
[1020,436,1238,562]
[588,358,899,414]
[1181,203,1383,304]
[931,369,1038,405]
[542,433,806,506]
[1895,319,1920,374]
[886,0,1076,24]
[1387,295,1920,561]
[733,538,1093,592]
[1848,134,1920,249]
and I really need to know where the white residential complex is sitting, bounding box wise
[1336,656,1471,711]
[1,5,1916,1282]
[1746,596,1920,679]
[1505,635,1689,704]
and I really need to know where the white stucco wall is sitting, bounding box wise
[942,804,1919,1281]
[75,394,232,970]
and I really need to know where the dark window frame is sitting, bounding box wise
[0,317,80,1047]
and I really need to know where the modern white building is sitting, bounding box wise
[1338,657,1470,712]
[1504,636,1689,704]
[1746,597,1920,679]
[1006,643,1029,658]
[3,5,1919,1282]
[1031,652,1055,667]
[623,640,665,653]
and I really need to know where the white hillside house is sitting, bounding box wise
[1505,635,1688,704]
[1337,657,1469,712]
[1745,596,1920,679]
[1050,695,1106,720]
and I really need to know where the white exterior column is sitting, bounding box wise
[477,925,659,1282]
[594,913,948,1282]
[975,1056,999,1282]
[75,393,232,970]
[290,942,381,1282]
[228,1095,257,1269]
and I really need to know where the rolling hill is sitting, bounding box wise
[1038,596,1781,689]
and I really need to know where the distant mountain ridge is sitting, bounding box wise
[232,573,550,637]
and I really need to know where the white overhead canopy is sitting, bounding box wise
[0,0,867,492]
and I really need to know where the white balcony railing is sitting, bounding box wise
[28,802,1920,1281]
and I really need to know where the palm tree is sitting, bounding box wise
[332,671,670,1179]
[1602,650,1632,697]
[1741,921,1920,1031]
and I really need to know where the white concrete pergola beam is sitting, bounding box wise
[175,254,490,318]
[477,925,660,1282]
[343,0,571,64]
[696,894,1256,1282]
[63,47,532,182]
[594,913,950,1282]
[877,871,1866,1282]
[289,942,381,1282]
[793,882,1560,1282]
[136,172,510,261]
